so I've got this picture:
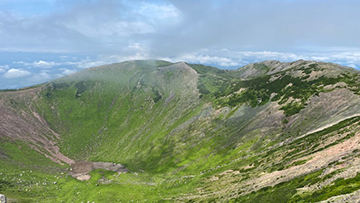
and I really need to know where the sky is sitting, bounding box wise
[0,0,360,89]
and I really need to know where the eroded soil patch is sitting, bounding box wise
[70,161,129,181]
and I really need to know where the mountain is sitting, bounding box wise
[0,59,360,202]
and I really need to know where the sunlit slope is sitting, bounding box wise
[35,60,203,172]
[36,59,360,173]
[1,59,360,202]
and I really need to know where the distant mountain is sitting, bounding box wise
[0,59,360,202]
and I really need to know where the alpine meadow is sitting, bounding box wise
[1,59,360,202]
[1,0,360,202]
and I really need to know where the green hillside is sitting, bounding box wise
[1,60,360,202]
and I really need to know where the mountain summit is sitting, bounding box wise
[1,60,360,202]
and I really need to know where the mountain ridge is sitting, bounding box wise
[235,59,358,79]
[0,59,360,202]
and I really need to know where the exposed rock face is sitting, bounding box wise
[289,88,360,136]
[0,88,74,165]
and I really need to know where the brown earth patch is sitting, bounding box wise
[69,161,129,181]
[0,88,75,165]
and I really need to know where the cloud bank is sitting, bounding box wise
[3,68,31,78]
[0,0,360,88]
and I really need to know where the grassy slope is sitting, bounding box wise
[0,138,64,202]
[1,60,360,202]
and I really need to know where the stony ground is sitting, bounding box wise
[70,161,129,181]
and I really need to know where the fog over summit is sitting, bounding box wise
[1,0,360,89]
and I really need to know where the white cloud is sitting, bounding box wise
[15,60,58,68]
[0,0,186,54]
[2,48,360,90]
[59,55,69,59]
[0,0,360,58]
[3,68,31,78]
[33,60,57,68]
[63,20,155,39]
[136,2,183,26]
[162,49,301,67]
[39,72,50,78]
[238,51,300,61]
[73,59,107,69]
[161,49,360,69]
[0,65,9,73]
[62,69,77,75]
[28,72,51,83]
[72,50,149,69]
[167,54,240,67]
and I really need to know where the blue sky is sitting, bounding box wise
[0,0,360,89]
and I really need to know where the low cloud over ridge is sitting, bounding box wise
[0,0,360,88]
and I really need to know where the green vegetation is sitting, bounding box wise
[0,139,63,202]
[235,170,323,203]
[189,62,360,116]
[293,173,360,202]
[1,60,360,202]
